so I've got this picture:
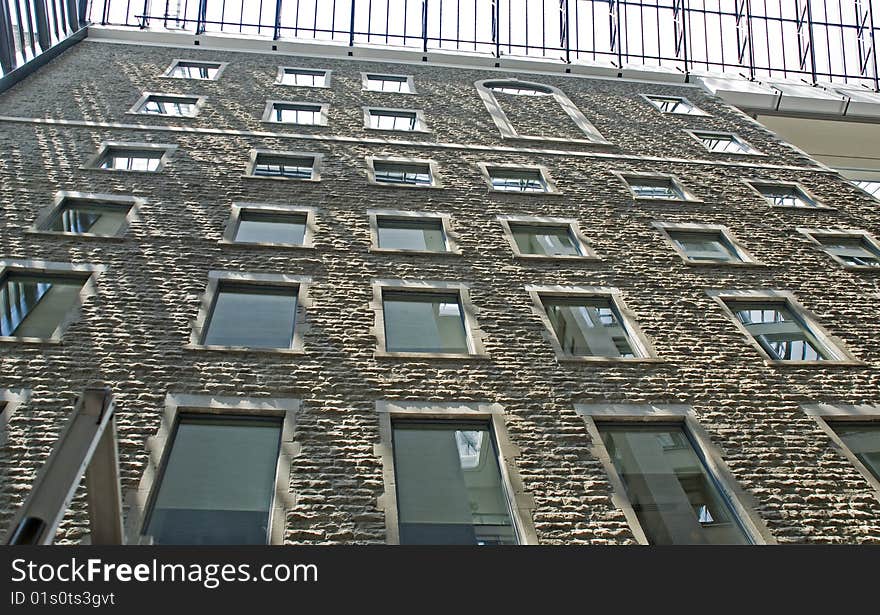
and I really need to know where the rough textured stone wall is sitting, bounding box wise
[0,38,878,544]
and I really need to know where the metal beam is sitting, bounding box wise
[4,386,123,545]
[32,0,52,51]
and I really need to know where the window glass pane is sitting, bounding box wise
[852,179,880,199]
[365,74,411,93]
[542,296,638,358]
[0,274,84,338]
[204,285,297,349]
[487,83,552,96]
[376,218,446,251]
[169,61,220,79]
[270,104,322,124]
[730,303,831,361]
[368,110,417,130]
[234,212,307,245]
[756,185,817,208]
[697,133,752,154]
[599,424,751,545]
[488,169,547,192]
[510,224,580,256]
[627,177,684,200]
[280,69,327,87]
[373,162,432,185]
[668,231,740,262]
[831,423,880,482]
[144,415,282,545]
[393,422,517,545]
[383,292,469,353]
[816,235,880,267]
[648,96,699,114]
[48,201,130,236]
[98,148,163,171]
[252,155,314,179]
[139,96,198,116]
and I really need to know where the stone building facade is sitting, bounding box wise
[0,29,878,544]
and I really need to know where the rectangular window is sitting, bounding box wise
[372,160,433,186]
[0,273,85,338]
[486,167,549,193]
[810,233,880,268]
[95,146,168,172]
[666,229,744,263]
[264,102,326,125]
[645,95,706,115]
[692,131,758,154]
[277,68,329,87]
[597,423,751,545]
[165,60,224,80]
[509,223,582,256]
[134,94,201,117]
[143,414,282,545]
[249,153,317,180]
[828,423,880,482]
[203,284,298,349]
[382,291,469,354]
[852,179,880,199]
[366,108,421,131]
[392,421,517,545]
[540,296,641,358]
[752,183,822,209]
[364,74,414,93]
[39,196,133,237]
[233,211,307,246]
[727,301,832,361]
[376,217,447,252]
[623,175,690,200]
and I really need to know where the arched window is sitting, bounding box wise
[475,78,609,144]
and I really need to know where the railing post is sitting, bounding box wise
[32,0,52,52]
[274,0,283,39]
[493,0,501,58]
[349,0,356,47]
[561,0,571,64]
[422,0,429,54]
[673,0,690,75]
[610,0,622,67]
[735,0,756,80]
[195,0,208,34]
[0,0,16,73]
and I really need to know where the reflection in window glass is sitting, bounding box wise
[729,302,831,361]
[279,68,327,87]
[599,423,751,545]
[509,224,581,256]
[488,168,548,192]
[626,177,686,200]
[393,421,517,545]
[814,235,880,268]
[252,154,314,179]
[755,184,819,208]
[646,95,702,115]
[383,292,468,353]
[830,423,880,482]
[373,162,432,185]
[268,103,323,125]
[365,74,411,93]
[0,274,85,338]
[487,83,552,96]
[203,284,297,349]
[694,132,755,154]
[144,415,282,545]
[47,200,130,236]
[376,217,446,252]
[138,95,199,117]
[368,110,418,131]
[98,148,164,172]
[168,61,221,79]
[668,230,742,263]
[852,179,880,199]
[542,296,639,358]
[234,211,307,246]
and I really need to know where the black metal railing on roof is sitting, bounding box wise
[2,1,879,90]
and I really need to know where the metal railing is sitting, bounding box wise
[0,0,87,75]
[2,1,879,89]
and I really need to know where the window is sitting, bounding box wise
[799,229,880,269]
[141,414,283,545]
[852,179,880,199]
[597,423,751,544]
[362,73,415,93]
[749,181,825,209]
[382,292,468,354]
[480,164,555,193]
[33,192,139,238]
[364,107,426,132]
[391,421,517,545]
[368,158,438,187]
[130,93,203,117]
[830,423,880,482]
[371,212,453,253]
[535,294,648,359]
[655,223,756,265]
[262,101,327,126]
[691,131,759,154]
[0,272,86,339]
[620,174,694,201]
[644,95,707,115]
[88,142,176,173]
[499,216,594,259]
[246,150,321,181]
[223,204,314,247]
[0,389,29,448]
[711,291,854,363]
[276,67,330,87]
[163,60,226,80]
[486,82,553,96]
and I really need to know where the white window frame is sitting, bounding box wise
[371,279,489,359]
[275,66,332,88]
[360,72,416,94]
[0,259,105,344]
[83,141,177,173]
[745,179,832,211]
[368,209,460,255]
[707,289,862,366]
[161,59,228,81]
[797,228,880,270]
[641,94,709,116]
[373,400,537,545]
[127,92,207,118]
[363,106,429,133]
[124,393,299,545]
[477,163,559,195]
[366,156,441,189]
[188,271,312,354]
[498,215,596,260]
[526,285,659,363]
[687,130,762,156]
[261,100,329,126]
[221,203,317,249]
[615,171,700,203]
[574,403,776,545]
[244,149,323,182]
[29,191,143,240]
[653,221,761,266]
